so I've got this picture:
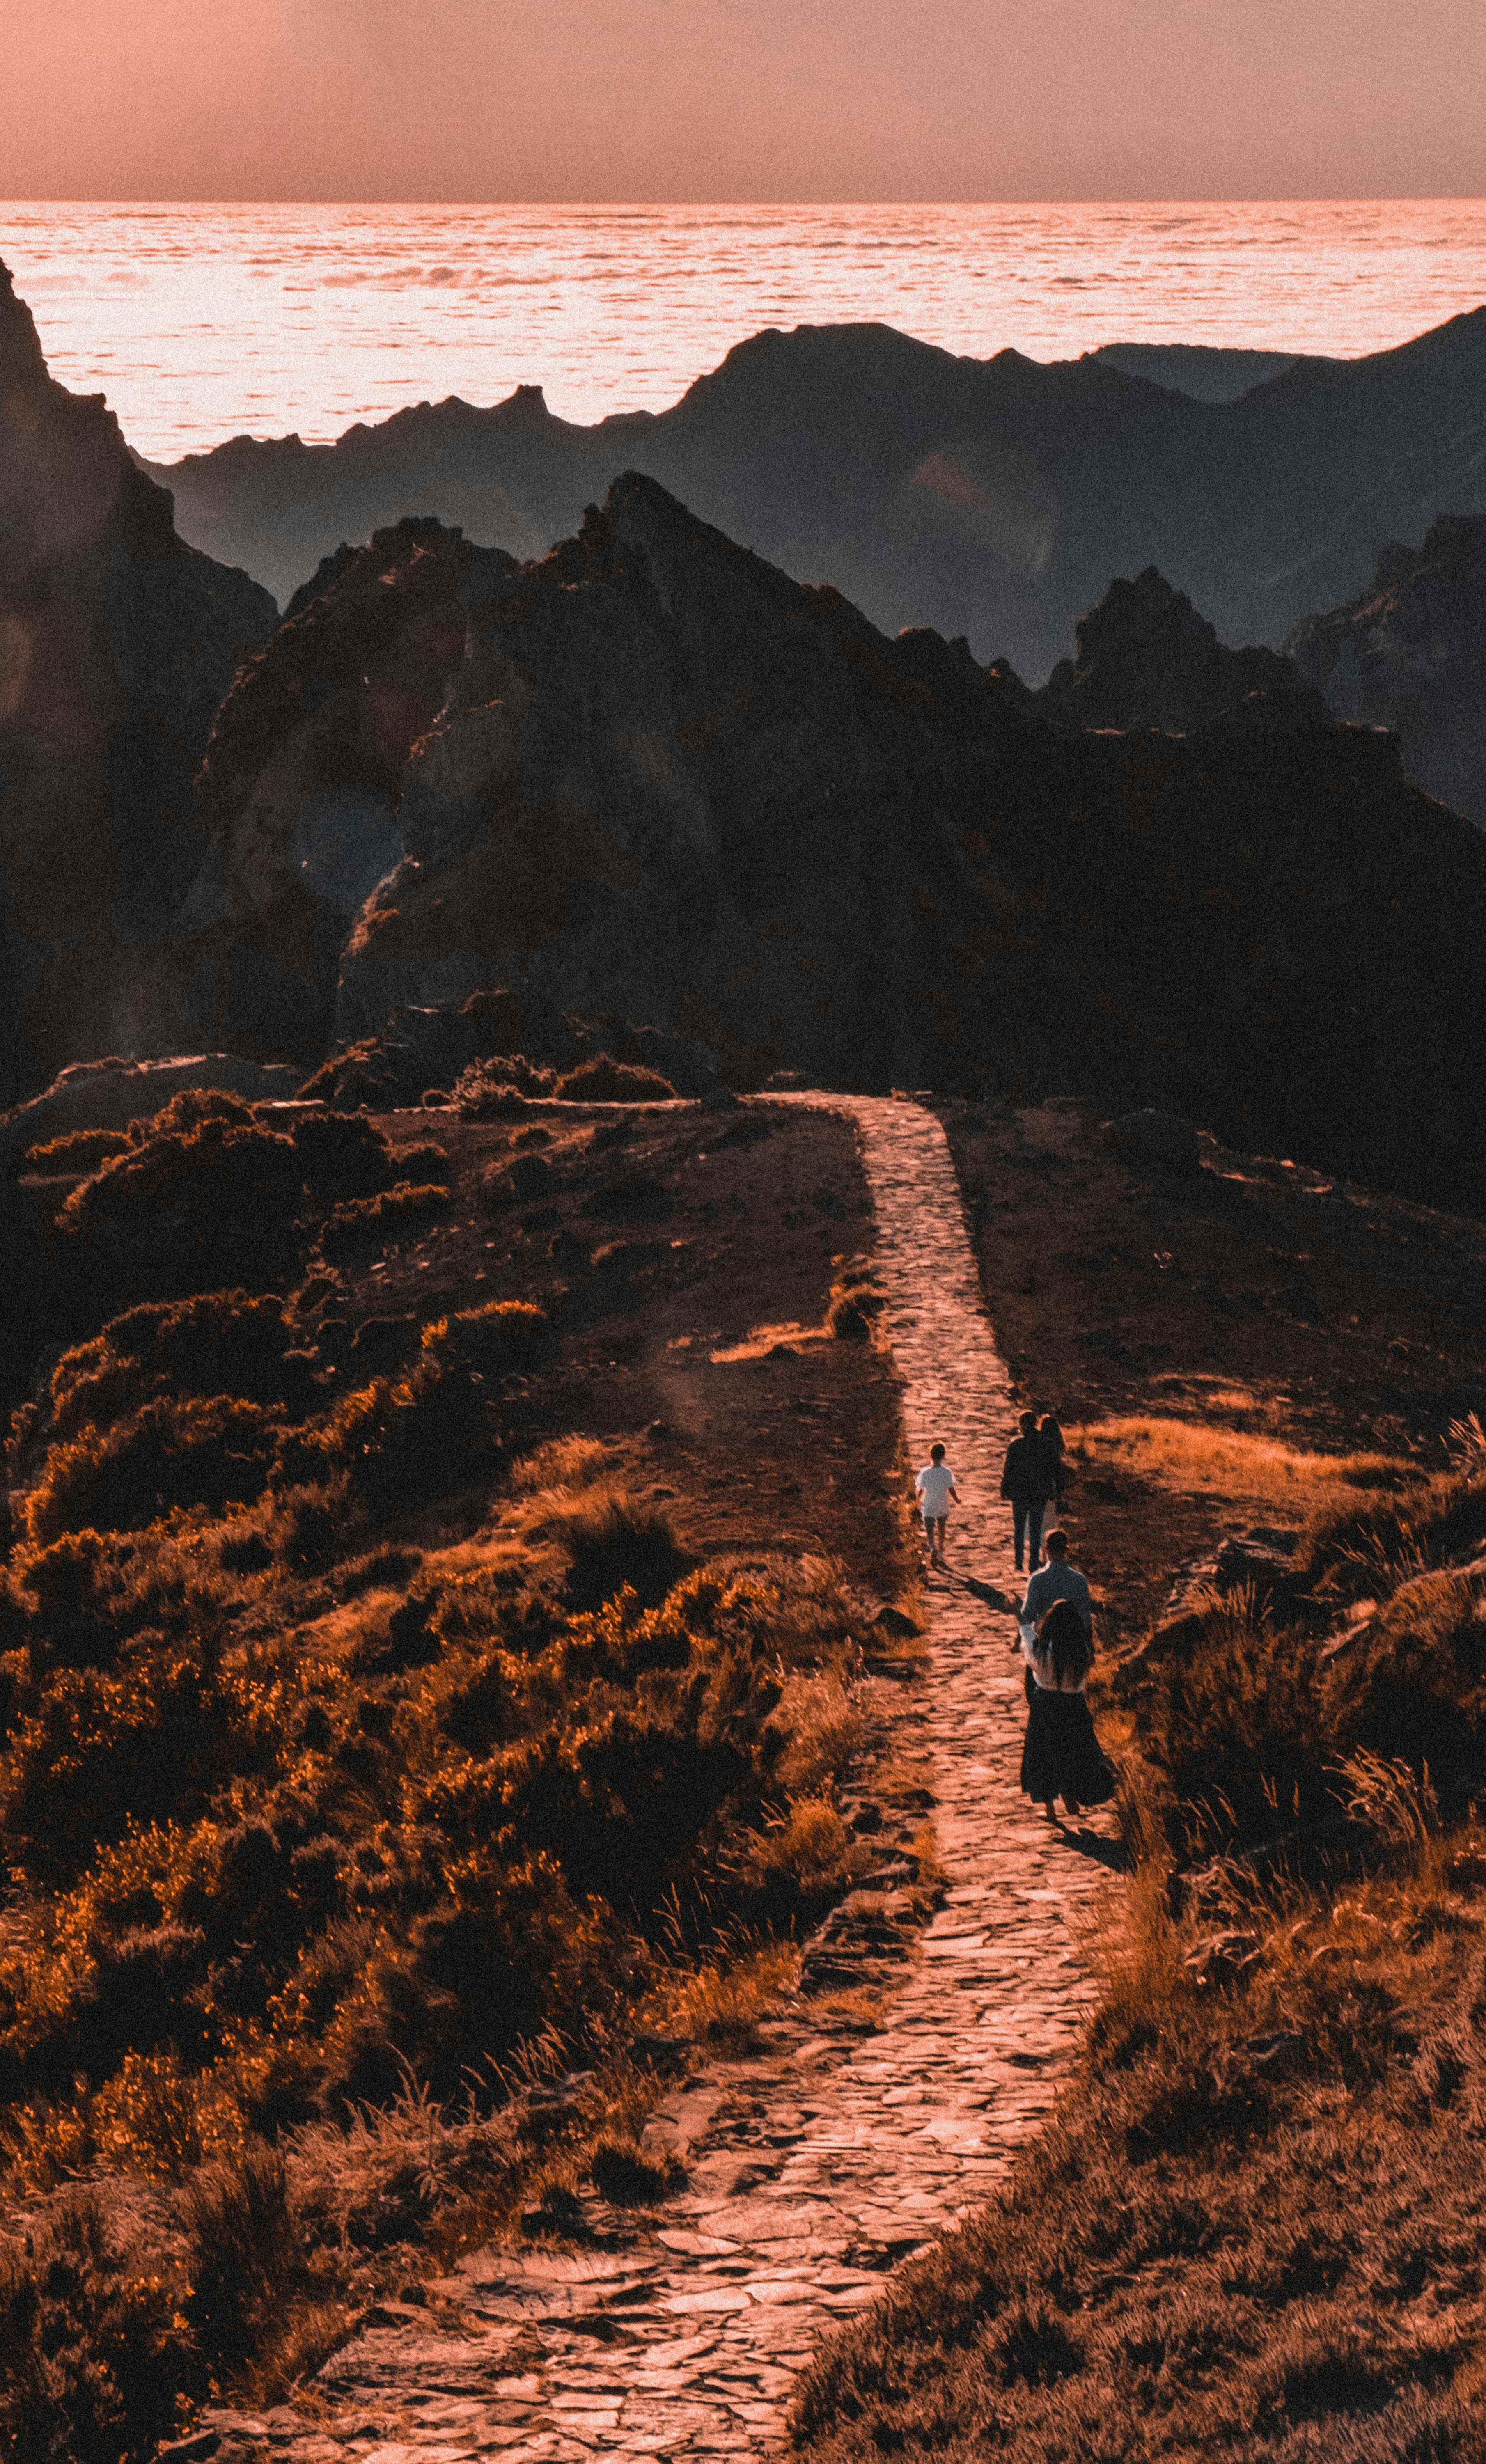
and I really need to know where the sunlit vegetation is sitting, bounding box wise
[793,1428,1486,2463]
[0,1086,899,2459]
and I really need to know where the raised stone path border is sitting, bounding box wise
[202,1099,1123,2464]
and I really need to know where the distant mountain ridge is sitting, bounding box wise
[174,475,1486,1216]
[140,309,1486,678]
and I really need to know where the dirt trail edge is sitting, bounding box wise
[235,1098,1122,2464]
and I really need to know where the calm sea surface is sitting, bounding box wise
[4,199,1486,462]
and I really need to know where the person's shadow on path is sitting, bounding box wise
[961,1574,1017,1614]
[1056,1824,1129,1872]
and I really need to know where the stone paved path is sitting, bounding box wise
[245,1098,1122,2464]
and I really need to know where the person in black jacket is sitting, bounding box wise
[1000,1410,1059,1572]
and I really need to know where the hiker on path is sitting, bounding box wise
[915,1442,958,1571]
[1014,1530,1094,1705]
[1038,1412,1069,1510]
[1000,1411,1059,1571]
[1018,1597,1116,1822]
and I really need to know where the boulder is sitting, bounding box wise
[1100,1109,1203,1175]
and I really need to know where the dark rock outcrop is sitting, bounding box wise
[0,265,279,1086]
[186,469,1486,1216]
[1039,568,1324,734]
[0,260,277,1104]
[145,308,1486,680]
[1287,516,1486,827]
[181,517,517,1060]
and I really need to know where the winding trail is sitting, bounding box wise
[237,1099,1121,2464]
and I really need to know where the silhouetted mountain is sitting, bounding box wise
[1039,566,1324,733]
[1288,515,1486,828]
[143,310,1486,679]
[1089,342,1323,401]
[0,260,276,1103]
[180,473,1486,1215]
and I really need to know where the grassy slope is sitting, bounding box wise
[791,1099,1486,2464]
[0,1095,917,2458]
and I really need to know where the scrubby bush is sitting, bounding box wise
[273,1347,491,1508]
[288,1109,397,1201]
[0,2190,192,2464]
[58,1114,305,1244]
[427,1300,551,1380]
[318,1180,450,1263]
[554,1053,676,1103]
[19,1394,284,1549]
[827,1263,886,1339]
[39,1291,307,1451]
[0,1631,281,1883]
[452,1055,556,1116]
[24,1127,133,1171]
[389,1140,448,1181]
[541,1491,697,1611]
[13,1525,233,1671]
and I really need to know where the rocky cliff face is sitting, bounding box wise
[1287,516,1486,828]
[0,261,277,1102]
[188,471,1486,1215]
[148,307,1486,681]
[180,517,516,1060]
[1038,566,1323,733]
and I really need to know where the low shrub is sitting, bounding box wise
[14,1525,235,1670]
[554,1053,677,1104]
[273,1350,491,1509]
[319,1180,451,1263]
[427,1301,552,1380]
[18,1394,284,1549]
[288,1110,397,1202]
[39,1291,306,1451]
[0,2189,192,2464]
[58,1116,305,1243]
[390,1140,449,1181]
[827,1285,876,1339]
[452,1055,556,1116]
[542,1492,697,1611]
[24,1127,133,1171]
[0,1631,281,1883]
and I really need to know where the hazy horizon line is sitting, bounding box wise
[8,193,1486,211]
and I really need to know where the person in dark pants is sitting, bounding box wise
[1038,1412,1068,1511]
[1000,1411,1058,1571]
[1018,1598,1115,1822]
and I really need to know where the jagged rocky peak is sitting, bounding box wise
[177,516,520,1064]
[0,255,48,387]
[1288,515,1486,827]
[0,259,277,1104]
[1040,565,1322,735]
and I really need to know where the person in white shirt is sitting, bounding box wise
[914,1443,958,1570]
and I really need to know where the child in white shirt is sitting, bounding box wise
[915,1443,959,1569]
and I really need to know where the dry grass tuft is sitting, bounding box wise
[1069,1413,1408,1510]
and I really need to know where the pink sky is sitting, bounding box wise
[7,0,1486,202]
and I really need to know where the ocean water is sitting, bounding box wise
[3,198,1486,462]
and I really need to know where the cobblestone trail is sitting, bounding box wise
[211,1099,1122,2464]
